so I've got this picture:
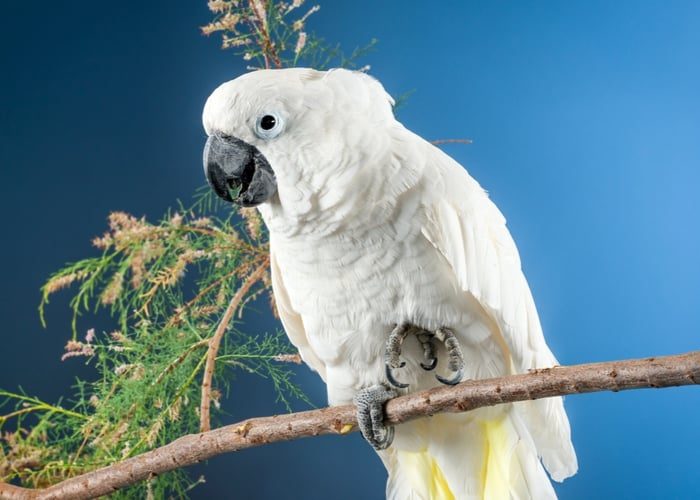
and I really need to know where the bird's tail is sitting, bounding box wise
[380,405,567,500]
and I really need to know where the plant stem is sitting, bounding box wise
[199,257,269,432]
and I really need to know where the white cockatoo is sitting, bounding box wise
[202,68,577,499]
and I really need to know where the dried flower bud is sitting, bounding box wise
[168,397,182,422]
[64,340,83,352]
[295,32,307,55]
[240,207,263,239]
[110,331,128,343]
[100,272,124,305]
[273,353,303,364]
[250,0,267,27]
[191,217,212,227]
[92,233,113,249]
[219,12,240,30]
[145,418,163,446]
[44,272,86,295]
[294,5,320,30]
[61,341,95,361]
[114,364,132,376]
[207,0,228,13]
[170,213,183,228]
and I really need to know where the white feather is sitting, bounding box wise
[203,67,578,498]
[419,144,577,480]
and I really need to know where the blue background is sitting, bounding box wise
[2,1,699,498]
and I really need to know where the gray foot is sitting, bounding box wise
[385,324,410,388]
[434,327,465,385]
[353,384,397,450]
[385,325,465,388]
[416,330,438,371]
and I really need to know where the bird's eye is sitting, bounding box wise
[260,115,276,130]
[255,113,284,139]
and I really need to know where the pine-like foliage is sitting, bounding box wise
[2,194,306,497]
[0,1,374,496]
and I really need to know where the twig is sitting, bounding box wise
[431,138,473,145]
[199,258,270,432]
[2,351,698,500]
[248,0,282,68]
[166,268,238,327]
[273,353,303,364]
[153,339,210,386]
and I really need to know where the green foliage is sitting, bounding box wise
[1,1,375,495]
[2,195,306,496]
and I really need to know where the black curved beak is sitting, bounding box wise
[203,135,277,207]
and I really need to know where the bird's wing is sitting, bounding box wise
[270,250,327,381]
[419,141,577,480]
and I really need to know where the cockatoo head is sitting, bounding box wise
[202,68,396,228]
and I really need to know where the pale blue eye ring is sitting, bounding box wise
[255,112,284,139]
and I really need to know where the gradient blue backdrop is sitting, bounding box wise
[2,1,699,498]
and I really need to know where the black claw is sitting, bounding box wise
[385,364,409,389]
[416,330,437,372]
[420,357,437,371]
[436,367,464,386]
[376,424,394,449]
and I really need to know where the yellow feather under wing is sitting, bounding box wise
[482,418,511,500]
[481,415,558,500]
[385,413,557,500]
[396,450,455,500]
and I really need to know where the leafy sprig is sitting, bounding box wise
[202,0,376,70]
[3,198,305,497]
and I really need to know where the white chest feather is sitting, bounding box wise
[261,132,510,403]
[273,220,469,332]
[268,201,505,405]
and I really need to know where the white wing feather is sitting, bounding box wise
[419,141,578,481]
[270,251,327,381]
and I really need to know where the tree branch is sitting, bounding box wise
[2,351,698,500]
[199,257,269,432]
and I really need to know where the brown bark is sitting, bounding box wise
[199,258,269,432]
[2,351,698,500]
